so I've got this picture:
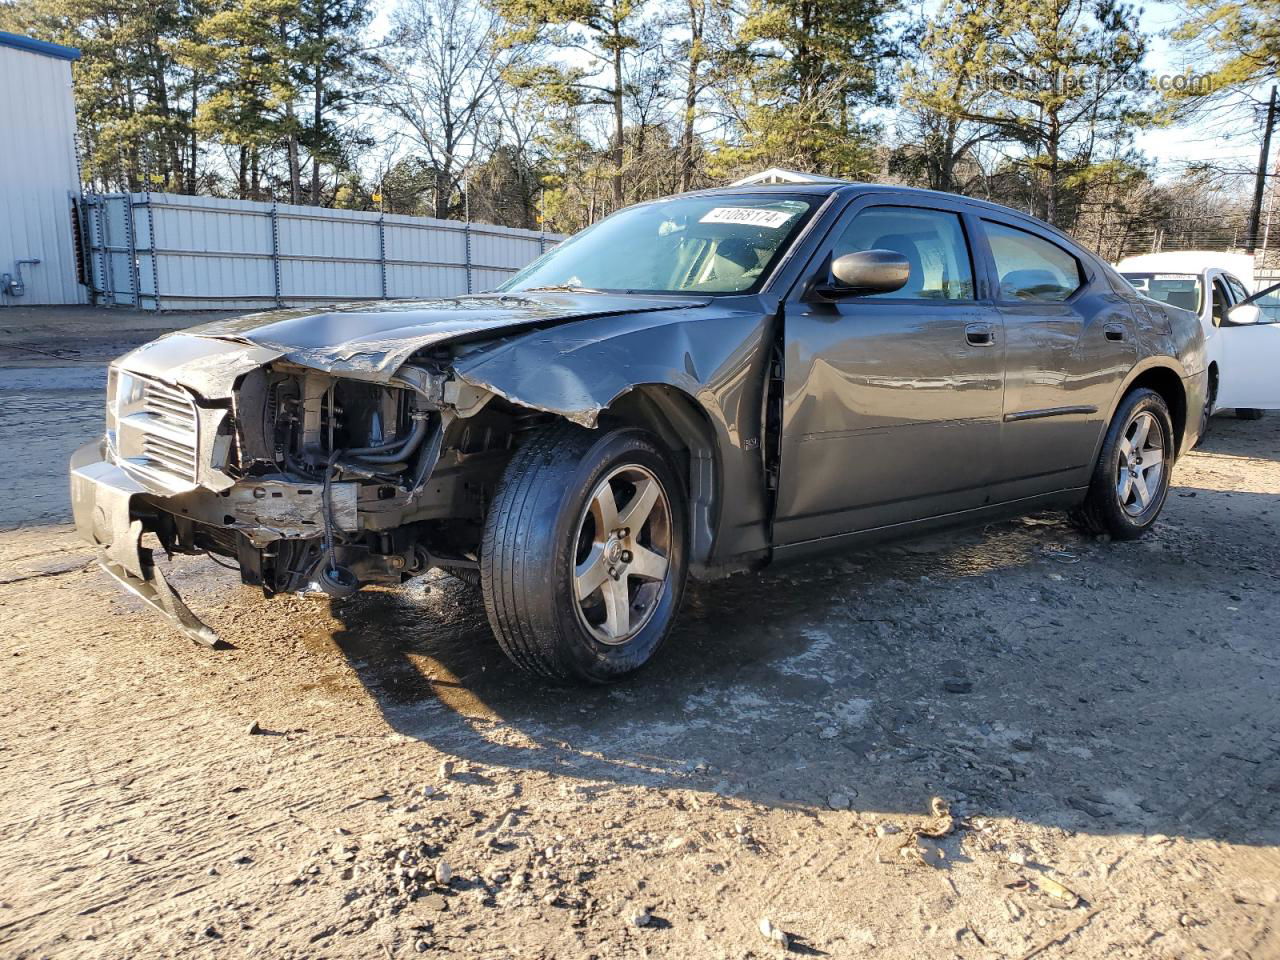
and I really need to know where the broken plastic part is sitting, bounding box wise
[98,551,223,648]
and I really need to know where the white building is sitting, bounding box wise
[0,31,84,305]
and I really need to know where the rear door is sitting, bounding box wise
[1216,281,1280,411]
[977,218,1137,496]
[773,195,1005,544]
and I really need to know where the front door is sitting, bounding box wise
[1216,281,1280,411]
[773,199,1006,545]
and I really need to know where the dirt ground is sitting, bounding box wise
[2,309,1279,959]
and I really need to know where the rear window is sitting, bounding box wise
[1121,273,1203,314]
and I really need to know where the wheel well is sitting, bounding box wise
[1128,367,1187,454]
[601,386,719,565]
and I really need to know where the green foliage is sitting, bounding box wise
[897,0,1001,191]
[494,0,655,208]
[903,0,1150,225]
[4,0,368,199]
[3,0,204,190]
[186,0,299,149]
[710,0,890,179]
[1170,0,1280,97]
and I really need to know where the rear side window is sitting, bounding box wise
[833,206,975,300]
[983,221,1083,302]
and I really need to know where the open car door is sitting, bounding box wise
[1216,282,1280,412]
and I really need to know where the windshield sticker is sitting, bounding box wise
[699,207,795,229]
[1154,274,1196,281]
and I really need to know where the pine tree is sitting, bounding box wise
[970,0,1149,224]
[713,0,891,179]
[4,0,202,191]
[1171,0,1280,95]
[494,0,655,210]
[184,0,300,200]
[295,0,372,204]
[899,0,1003,193]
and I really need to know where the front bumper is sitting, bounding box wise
[70,440,222,647]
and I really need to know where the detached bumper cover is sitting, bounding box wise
[70,441,222,648]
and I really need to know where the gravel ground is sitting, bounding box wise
[1,310,1279,958]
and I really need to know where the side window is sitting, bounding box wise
[833,206,974,300]
[1212,280,1231,327]
[1225,276,1250,304]
[983,220,1084,303]
[1251,282,1280,324]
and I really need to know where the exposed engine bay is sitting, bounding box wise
[128,361,547,603]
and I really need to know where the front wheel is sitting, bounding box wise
[1073,388,1174,540]
[480,423,687,683]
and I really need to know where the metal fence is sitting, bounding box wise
[79,192,560,311]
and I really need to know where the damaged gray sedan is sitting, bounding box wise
[71,183,1206,682]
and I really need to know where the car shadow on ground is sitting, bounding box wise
[1198,414,1280,461]
[321,473,1280,847]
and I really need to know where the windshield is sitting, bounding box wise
[1121,272,1202,314]
[500,195,819,295]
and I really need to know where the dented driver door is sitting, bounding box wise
[772,196,1006,546]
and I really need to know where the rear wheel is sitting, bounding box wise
[1073,388,1174,540]
[480,423,687,683]
[1235,408,1265,420]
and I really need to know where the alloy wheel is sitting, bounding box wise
[1116,411,1166,517]
[572,464,673,645]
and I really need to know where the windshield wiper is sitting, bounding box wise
[521,284,607,294]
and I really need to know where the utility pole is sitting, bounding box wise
[1246,86,1277,253]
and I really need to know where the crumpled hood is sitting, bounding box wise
[115,292,707,397]
[185,292,704,377]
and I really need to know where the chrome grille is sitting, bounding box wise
[141,432,198,480]
[123,377,199,485]
[143,380,198,432]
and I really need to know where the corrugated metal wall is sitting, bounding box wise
[0,45,85,305]
[84,193,561,311]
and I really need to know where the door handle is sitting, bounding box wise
[965,322,996,346]
[1104,323,1127,342]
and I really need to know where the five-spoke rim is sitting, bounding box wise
[1116,411,1165,517]
[572,464,672,645]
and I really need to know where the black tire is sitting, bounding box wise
[480,422,688,683]
[1073,388,1175,540]
[1235,408,1265,420]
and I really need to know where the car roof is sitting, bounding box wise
[1115,251,1255,284]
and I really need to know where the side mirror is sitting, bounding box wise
[814,250,910,299]
[1226,304,1262,326]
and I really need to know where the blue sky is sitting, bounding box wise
[1129,0,1267,181]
